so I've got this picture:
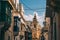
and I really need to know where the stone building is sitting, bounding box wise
[0,0,13,40]
[43,17,50,40]
[0,0,25,40]
[46,0,60,40]
[31,13,42,40]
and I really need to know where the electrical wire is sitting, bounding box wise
[21,0,46,12]
[21,0,34,11]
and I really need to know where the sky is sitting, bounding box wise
[20,0,46,27]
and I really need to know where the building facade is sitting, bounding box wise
[42,17,50,40]
[0,0,13,40]
[46,0,60,40]
[31,13,42,40]
[0,0,25,40]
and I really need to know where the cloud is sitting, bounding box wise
[24,14,33,21]
[24,12,45,27]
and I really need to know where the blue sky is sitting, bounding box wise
[20,0,46,27]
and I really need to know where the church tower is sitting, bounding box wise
[32,12,42,40]
[33,13,38,28]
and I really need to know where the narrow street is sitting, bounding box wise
[0,0,60,40]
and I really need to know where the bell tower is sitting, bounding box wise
[33,13,38,28]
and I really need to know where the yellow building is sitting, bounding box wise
[4,0,25,40]
[31,13,42,40]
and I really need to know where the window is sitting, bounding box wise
[14,16,18,26]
